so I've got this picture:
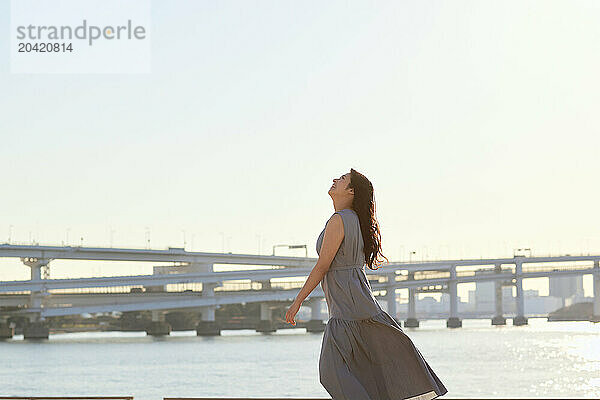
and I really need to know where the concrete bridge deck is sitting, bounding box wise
[1,244,599,338]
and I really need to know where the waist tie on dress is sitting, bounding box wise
[330,263,365,271]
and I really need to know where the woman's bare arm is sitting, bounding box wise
[291,213,344,306]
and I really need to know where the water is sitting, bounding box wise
[1,318,599,399]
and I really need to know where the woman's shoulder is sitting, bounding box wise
[333,208,356,216]
[330,208,357,234]
[333,208,358,222]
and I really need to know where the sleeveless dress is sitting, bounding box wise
[316,208,448,400]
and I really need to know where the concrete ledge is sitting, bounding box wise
[163,397,493,400]
[0,397,133,400]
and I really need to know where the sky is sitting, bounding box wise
[0,1,599,298]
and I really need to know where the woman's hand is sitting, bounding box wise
[285,300,302,326]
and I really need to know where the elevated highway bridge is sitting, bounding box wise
[1,244,598,339]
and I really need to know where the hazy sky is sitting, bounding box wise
[1,1,598,297]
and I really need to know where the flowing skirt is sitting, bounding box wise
[319,310,448,400]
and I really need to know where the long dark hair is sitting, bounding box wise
[348,168,389,270]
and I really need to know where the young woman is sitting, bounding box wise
[285,168,448,400]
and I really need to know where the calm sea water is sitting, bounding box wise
[1,318,599,399]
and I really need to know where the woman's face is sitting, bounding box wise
[328,172,353,197]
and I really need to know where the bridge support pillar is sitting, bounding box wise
[513,260,528,326]
[196,305,220,336]
[196,320,220,336]
[591,260,600,323]
[256,280,278,331]
[146,311,171,336]
[404,275,419,327]
[23,321,49,340]
[492,264,506,326]
[256,302,276,333]
[146,321,171,336]
[258,279,271,290]
[305,298,325,332]
[194,263,222,336]
[196,304,221,336]
[0,318,14,339]
[19,257,51,339]
[21,257,51,313]
[447,265,462,328]
[384,287,400,325]
[146,265,169,293]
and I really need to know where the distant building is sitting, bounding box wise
[523,289,563,314]
[374,276,586,319]
[419,296,443,314]
[473,281,515,314]
[549,275,584,307]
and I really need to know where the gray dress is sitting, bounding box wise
[316,208,448,400]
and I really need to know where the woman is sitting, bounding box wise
[285,168,448,400]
